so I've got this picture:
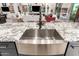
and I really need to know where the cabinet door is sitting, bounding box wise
[0,42,18,56]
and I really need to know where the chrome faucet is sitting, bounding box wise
[38,6,44,29]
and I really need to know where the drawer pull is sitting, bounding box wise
[0,46,6,48]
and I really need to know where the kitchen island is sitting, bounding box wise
[0,22,79,55]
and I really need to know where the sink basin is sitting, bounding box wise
[20,29,63,40]
[17,29,67,55]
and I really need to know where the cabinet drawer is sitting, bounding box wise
[0,49,18,56]
[0,42,18,56]
[0,42,16,49]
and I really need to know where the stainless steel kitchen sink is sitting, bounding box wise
[20,29,64,40]
[16,29,67,55]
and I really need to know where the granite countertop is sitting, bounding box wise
[44,22,79,41]
[0,22,79,42]
[0,22,38,41]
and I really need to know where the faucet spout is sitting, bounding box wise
[38,6,44,29]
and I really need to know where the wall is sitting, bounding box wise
[0,4,2,13]
[0,3,72,16]
[0,3,57,15]
[61,3,72,13]
[13,3,19,14]
[48,3,56,14]
[59,3,72,20]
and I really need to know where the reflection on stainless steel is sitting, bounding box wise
[20,29,64,40]
[17,29,67,55]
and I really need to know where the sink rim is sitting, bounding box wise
[20,29,64,40]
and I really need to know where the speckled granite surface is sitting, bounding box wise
[0,22,79,42]
[0,22,38,41]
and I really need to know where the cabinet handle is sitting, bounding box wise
[0,43,9,48]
